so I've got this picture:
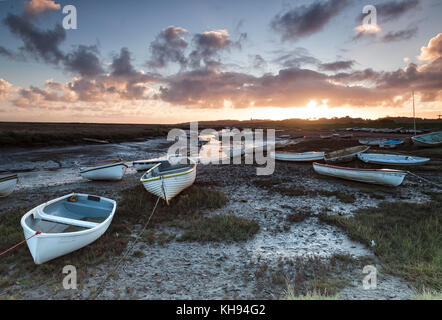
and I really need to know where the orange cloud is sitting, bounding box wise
[24,0,61,17]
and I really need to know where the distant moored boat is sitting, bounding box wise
[0,173,18,197]
[313,162,407,186]
[411,131,442,147]
[80,159,127,181]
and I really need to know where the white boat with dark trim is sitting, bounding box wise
[324,146,369,163]
[20,193,116,264]
[140,158,197,204]
[313,162,407,186]
[80,159,127,181]
[0,173,18,197]
[270,151,324,162]
[358,153,430,166]
[411,131,442,147]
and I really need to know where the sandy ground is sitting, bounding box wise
[1,132,440,300]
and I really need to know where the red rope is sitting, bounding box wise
[0,230,41,257]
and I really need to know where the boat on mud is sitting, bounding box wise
[320,134,333,139]
[270,151,324,162]
[379,140,403,149]
[312,162,407,186]
[411,131,442,147]
[140,158,197,204]
[21,193,116,264]
[80,159,127,181]
[0,173,18,197]
[324,146,370,163]
[358,138,387,146]
[358,153,430,166]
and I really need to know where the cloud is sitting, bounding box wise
[189,29,233,68]
[3,13,66,64]
[418,33,442,61]
[24,0,61,18]
[319,60,355,71]
[382,26,418,42]
[0,78,16,102]
[147,26,189,69]
[63,45,105,77]
[271,0,349,41]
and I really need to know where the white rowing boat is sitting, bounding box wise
[324,146,369,163]
[358,153,430,165]
[358,138,387,146]
[140,158,197,204]
[21,193,116,264]
[0,173,18,197]
[270,151,324,162]
[80,159,127,181]
[313,162,407,186]
[411,131,442,147]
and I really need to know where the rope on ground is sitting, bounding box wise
[89,196,161,300]
[0,230,41,257]
[406,171,442,189]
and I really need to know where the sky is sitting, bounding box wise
[0,0,441,124]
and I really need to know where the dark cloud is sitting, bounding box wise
[382,26,418,42]
[189,30,233,68]
[272,47,320,68]
[147,26,189,69]
[3,13,66,64]
[252,54,267,69]
[271,0,350,41]
[319,60,354,71]
[111,47,137,76]
[63,45,104,77]
[331,68,378,83]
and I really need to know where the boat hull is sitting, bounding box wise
[141,168,196,202]
[80,163,127,181]
[0,175,18,197]
[141,159,197,203]
[324,146,370,163]
[270,151,324,162]
[358,153,430,166]
[411,132,442,147]
[20,193,116,264]
[313,162,406,186]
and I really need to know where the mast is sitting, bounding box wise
[412,90,416,136]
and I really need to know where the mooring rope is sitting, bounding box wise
[406,171,442,189]
[89,196,161,300]
[0,230,41,257]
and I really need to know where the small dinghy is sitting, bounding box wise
[379,140,403,149]
[324,146,369,163]
[20,193,116,264]
[358,153,430,166]
[320,134,333,139]
[313,162,407,186]
[80,159,127,181]
[140,158,197,204]
[359,138,387,146]
[270,151,324,162]
[411,131,442,147]
[0,173,18,197]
